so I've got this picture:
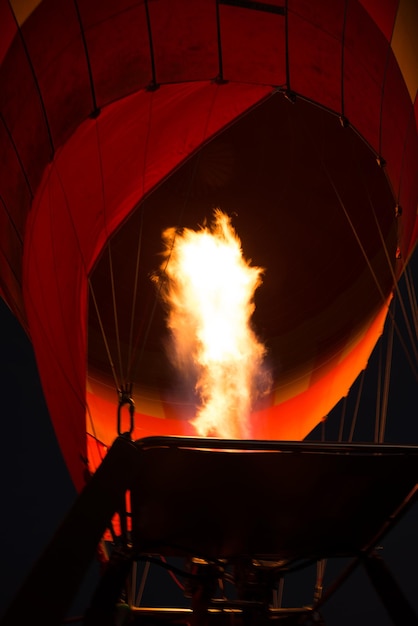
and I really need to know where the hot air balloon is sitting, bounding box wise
[0,0,417,624]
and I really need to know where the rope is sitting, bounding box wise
[10,6,54,158]
[404,262,418,340]
[379,298,395,443]
[73,0,99,116]
[383,254,418,372]
[108,245,125,386]
[374,341,383,444]
[126,211,144,383]
[348,368,365,442]
[314,559,327,604]
[337,396,347,442]
[126,89,155,383]
[277,577,284,608]
[88,278,120,391]
[135,560,150,606]
[339,0,348,121]
[86,407,106,465]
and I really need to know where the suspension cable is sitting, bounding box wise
[135,560,150,606]
[108,245,125,386]
[86,406,106,466]
[348,368,365,442]
[404,261,418,339]
[374,341,383,444]
[94,119,125,389]
[314,559,327,605]
[338,396,347,442]
[379,298,396,443]
[275,577,284,608]
[127,210,144,383]
[88,277,120,391]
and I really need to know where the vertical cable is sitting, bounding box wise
[340,0,348,121]
[284,0,290,92]
[135,561,151,606]
[338,396,347,442]
[144,0,158,89]
[374,341,383,444]
[126,211,144,383]
[404,263,418,339]
[348,369,365,442]
[9,4,54,158]
[108,246,125,386]
[126,91,156,382]
[215,0,225,82]
[394,101,415,215]
[314,560,326,605]
[73,0,99,116]
[379,298,395,443]
[92,118,126,389]
[0,114,33,200]
[88,277,120,390]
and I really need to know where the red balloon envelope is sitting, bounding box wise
[0,0,417,491]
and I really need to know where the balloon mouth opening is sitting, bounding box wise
[86,91,396,446]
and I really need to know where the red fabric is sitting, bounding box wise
[344,0,390,151]
[21,0,93,147]
[397,109,418,259]
[0,0,416,491]
[288,1,343,111]
[148,0,219,84]
[220,3,286,85]
[0,1,16,64]
[381,53,416,202]
[358,0,399,41]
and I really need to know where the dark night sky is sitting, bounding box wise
[0,250,417,625]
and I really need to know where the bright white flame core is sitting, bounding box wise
[157,209,271,438]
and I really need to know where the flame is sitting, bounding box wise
[156,209,271,438]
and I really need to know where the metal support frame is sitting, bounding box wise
[363,552,418,625]
[2,436,418,625]
[0,435,139,626]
